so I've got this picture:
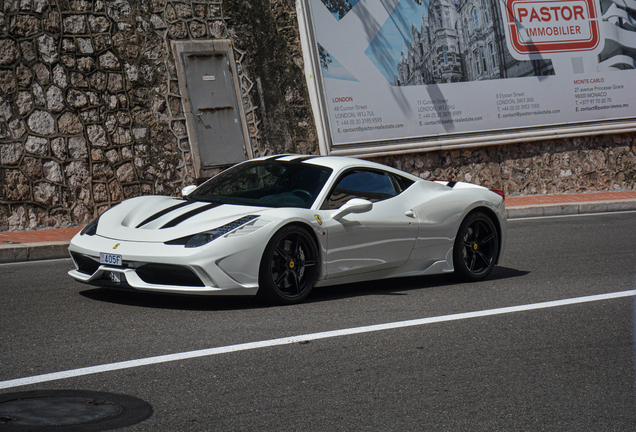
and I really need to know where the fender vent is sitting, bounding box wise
[136,264,205,287]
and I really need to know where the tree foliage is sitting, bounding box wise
[321,0,353,20]
[318,44,333,70]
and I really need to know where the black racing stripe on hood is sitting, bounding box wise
[160,202,222,229]
[135,200,192,228]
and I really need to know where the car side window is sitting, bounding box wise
[321,170,400,210]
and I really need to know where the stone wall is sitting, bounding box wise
[0,0,318,232]
[224,0,317,156]
[371,132,636,196]
[0,0,634,233]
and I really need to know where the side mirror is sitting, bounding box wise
[332,198,373,220]
[181,185,197,197]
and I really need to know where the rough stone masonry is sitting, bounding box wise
[0,0,634,232]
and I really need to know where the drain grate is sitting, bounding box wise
[0,390,152,431]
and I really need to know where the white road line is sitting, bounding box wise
[2,290,635,390]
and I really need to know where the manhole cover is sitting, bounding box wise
[0,390,152,431]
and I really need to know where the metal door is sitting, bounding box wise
[182,52,246,168]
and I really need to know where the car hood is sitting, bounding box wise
[95,196,273,242]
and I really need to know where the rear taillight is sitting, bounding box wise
[490,189,505,200]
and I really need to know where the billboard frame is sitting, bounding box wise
[295,0,636,158]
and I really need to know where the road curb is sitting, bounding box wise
[507,199,636,219]
[0,241,70,264]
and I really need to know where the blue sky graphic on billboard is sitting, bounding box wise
[365,0,429,82]
[318,43,360,81]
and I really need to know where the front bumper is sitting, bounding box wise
[68,232,265,296]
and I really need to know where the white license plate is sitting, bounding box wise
[100,252,122,266]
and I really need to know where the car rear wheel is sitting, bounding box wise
[453,211,499,281]
[258,225,318,305]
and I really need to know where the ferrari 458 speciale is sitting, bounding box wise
[69,154,506,304]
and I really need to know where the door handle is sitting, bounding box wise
[405,210,415,218]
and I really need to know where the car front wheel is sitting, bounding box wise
[453,211,499,281]
[258,225,318,305]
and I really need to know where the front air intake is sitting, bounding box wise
[136,264,205,287]
[71,252,100,275]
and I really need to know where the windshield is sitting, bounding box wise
[188,160,333,209]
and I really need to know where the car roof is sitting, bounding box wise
[251,154,422,181]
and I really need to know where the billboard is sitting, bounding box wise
[296,0,636,155]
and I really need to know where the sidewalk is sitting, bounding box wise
[505,190,636,218]
[1,190,635,263]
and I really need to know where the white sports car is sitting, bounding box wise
[68,154,506,304]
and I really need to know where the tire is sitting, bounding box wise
[453,211,499,281]
[258,225,318,305]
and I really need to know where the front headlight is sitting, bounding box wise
[185,229,225,248]
[165,215,259,248]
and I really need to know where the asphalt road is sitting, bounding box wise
[1,212,635,431]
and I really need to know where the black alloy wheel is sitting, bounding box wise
[258,225,318,305]
[453,211,499,281]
